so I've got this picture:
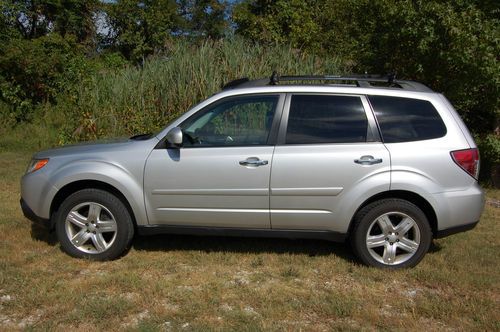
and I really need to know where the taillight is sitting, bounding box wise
[451,148,479,179]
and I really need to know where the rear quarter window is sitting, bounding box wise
[369,96,447,143]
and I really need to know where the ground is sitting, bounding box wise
[0,150,498,331]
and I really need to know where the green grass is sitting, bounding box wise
[1,39,346,151]
[0,149,499,330]
[42,39,345,144]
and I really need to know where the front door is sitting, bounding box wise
[144,94,283,228]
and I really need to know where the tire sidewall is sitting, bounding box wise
[352,199,432,268]
[55,189,134,261]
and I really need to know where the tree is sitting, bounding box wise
[348,1,499,134]
[0,33,88,121]
[0,0,99,44]
[0,0,99,122]
[233,0,321,50]
[178,0,228,39]
[233,0,499,134]
[105,0,182,64]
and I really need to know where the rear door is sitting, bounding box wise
[270,94,391,232]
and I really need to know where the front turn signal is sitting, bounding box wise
[26,159,49,174]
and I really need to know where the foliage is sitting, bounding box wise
[233,0,321,50]
[476,134,500,184]
[233,0,500,135]
[0,0,99,44]
[347,1,500,135]
[55,38,343,142]
[104,0,183,64]
[0,0,498,183]
[0,34,92,122]
[178,0,228,39]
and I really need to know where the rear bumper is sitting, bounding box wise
[20,198,52,230]
[435,220,478,238]
[433,183,484,233]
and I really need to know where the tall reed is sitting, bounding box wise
[59,38,344,141]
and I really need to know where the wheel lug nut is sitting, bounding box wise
[396,239,399,242]
[385,237,389,241]
[390,242,393,245]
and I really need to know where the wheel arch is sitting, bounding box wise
[49,180,138,230]
[347,190,438,238]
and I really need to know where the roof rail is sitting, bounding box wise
[222,72,433,92]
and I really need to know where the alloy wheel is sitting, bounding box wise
[365,212,421,265]
[65,202,118,254]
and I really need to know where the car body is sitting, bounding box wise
[21,74,485,267]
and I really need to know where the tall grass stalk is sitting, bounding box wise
[58,38,344,141]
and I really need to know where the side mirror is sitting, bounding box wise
[165,127,183,148]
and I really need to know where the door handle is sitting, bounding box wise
[239,157,268,167]
[354,155,383,165]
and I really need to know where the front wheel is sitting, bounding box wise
[55,188,134,260]
[351,199,432,268]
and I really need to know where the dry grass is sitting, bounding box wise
[0,150,499,331]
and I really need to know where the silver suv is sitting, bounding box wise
[20,74,484,268]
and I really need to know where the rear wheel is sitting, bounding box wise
[55,188,134,260]
[351,199,432,268]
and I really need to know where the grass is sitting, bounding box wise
[0,149,499,331]
[46,39,346,144]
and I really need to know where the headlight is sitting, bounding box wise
[26,159,49,174]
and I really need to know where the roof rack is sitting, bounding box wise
[222,72,433,92]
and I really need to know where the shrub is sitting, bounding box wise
[476,134,500,185]
[0,34,93,122]
[56,38,344,142]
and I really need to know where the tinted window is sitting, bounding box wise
[286,95,368,144]
[181,95,279,147]
[369,96,447,143]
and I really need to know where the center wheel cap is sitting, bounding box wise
[387,234,398,242]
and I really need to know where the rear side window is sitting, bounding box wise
[369,96,447,143]
[286,95,368,144]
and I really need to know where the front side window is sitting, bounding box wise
[180,95,279,147]
[369,96,447,143]
[286,95,368,144]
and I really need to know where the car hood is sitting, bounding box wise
[33,136,158,159]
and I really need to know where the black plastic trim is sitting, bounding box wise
[137,225,347,242]
[435,221,479,238]
[20,198,53,230]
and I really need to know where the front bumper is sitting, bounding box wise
[20,198,53,230]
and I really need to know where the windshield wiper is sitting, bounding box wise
[130,133,153,141]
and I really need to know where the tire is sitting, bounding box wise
[55,188,134,261]
[350,199,432,268]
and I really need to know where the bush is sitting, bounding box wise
[349,1,500,136]
[233,0,500,136]
[0,34,93,122]
[477,134,500,186]
[55,38,344,142]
